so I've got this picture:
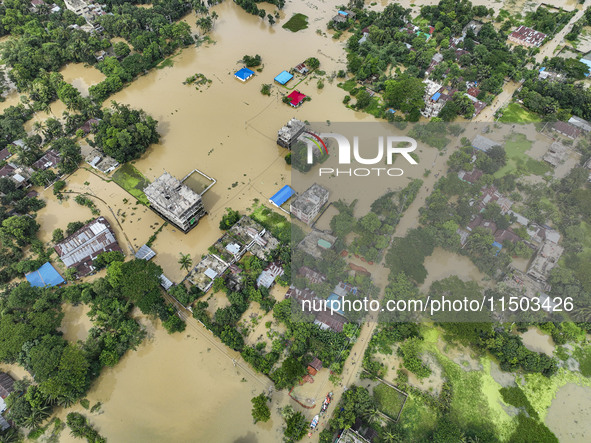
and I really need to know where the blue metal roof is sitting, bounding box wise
[234,67,254,81]
[431,92,441,101]
[25,262,65,287]
[328,293,345,315]
[270,185,295,207]
[274,70,294,85]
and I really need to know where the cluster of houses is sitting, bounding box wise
[54,216,122,277]
[0,140,62,189]
[188,216,280,293]
[234,60,311,108]
[29,0,107,33]
[456,135,566,301]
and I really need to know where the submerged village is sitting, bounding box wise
[0,0,591,442]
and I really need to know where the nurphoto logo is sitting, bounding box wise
[304,132,419,177]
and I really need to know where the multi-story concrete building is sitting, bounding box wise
[277,118,306,149]
[144,172,205,232]
[290,183,329,225]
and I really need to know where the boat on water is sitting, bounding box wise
[310,415,319,429]
[321,392,333,413]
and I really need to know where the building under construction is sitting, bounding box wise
[144,172,206,232]
[277,118,306,149]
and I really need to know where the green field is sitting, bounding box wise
[373,382,406,420]
[499,103,541,124]
[494,132,551,178]
[282,13,308,32]
[112,163,150,205]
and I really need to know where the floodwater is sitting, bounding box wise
[419,248,488,291]
[55,316,286,443]
[59,303,93,343]
[60,63,106,97]
[33,1,376,440]
[520,327,556,356]
[546,383,591,442]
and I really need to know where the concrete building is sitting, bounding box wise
[277,118,306,149]
[291,183,329,225]
[54,217,122,277]
[543,142,567,167]
[144,172,206,232]
[256,262,284,289]
[527,241,564,282]
[508,25,546,48]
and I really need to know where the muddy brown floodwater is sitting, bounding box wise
[546,383,591,442]
[56,316,289,443]
[520,327,556,356]
[59,63,106,97]
[59,303,93,343]
[33,1,377,440]
[419,247,488,291]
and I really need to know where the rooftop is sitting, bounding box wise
[270,185,295,207]
[472,134,500,152]
[54,217,122,276]
[234,67,254,81]
[25,262,65,287]
[144,172,203,221]
[286,90,306,107]
[509,25,547,47]
[274,70,294,85]
[291,183,329,214]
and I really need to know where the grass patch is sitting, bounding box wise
[282,13,308,32]
[494,133,550,178]
[111,163,150,205]
[373,382,406,420]
[251,204,292,243]
[338,79,357,92]
[397,391,438,440]
[365,97,383,118]
[499,103,541,124]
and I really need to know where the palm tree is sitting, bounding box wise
[178,253,193,272]
[363,406,381,424]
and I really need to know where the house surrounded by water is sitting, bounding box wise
[144,172,206,232]
[291,183,330,225]
[277,118,306,149]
